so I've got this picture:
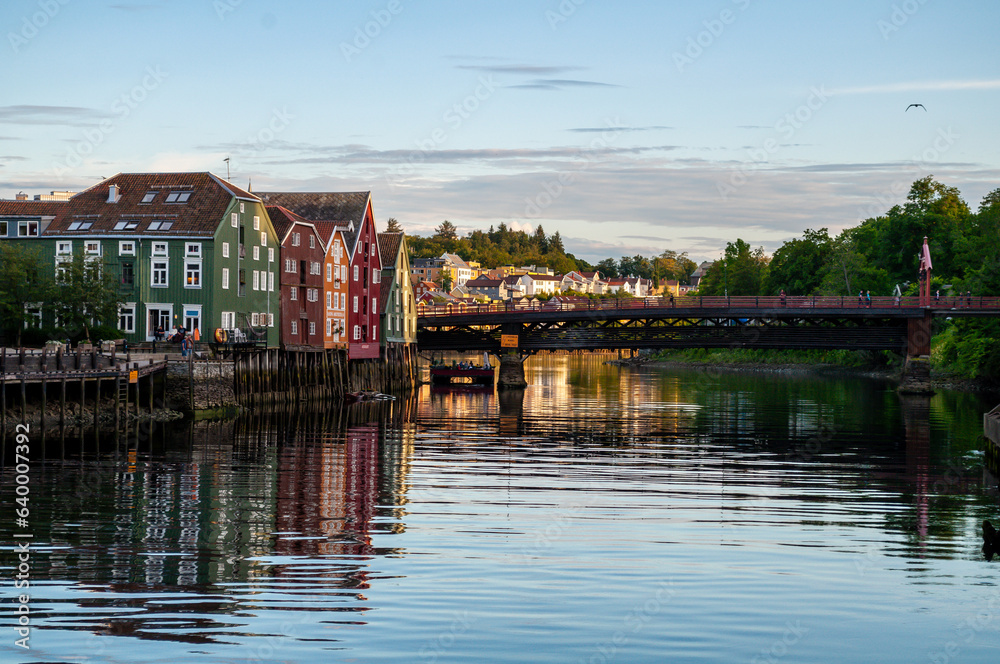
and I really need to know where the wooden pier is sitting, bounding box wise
[1,346,168,436]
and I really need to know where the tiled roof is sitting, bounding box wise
[377,232,403,269]
[0,200,67,217]
[466,276,502,287]
[312,221,349,248]
[42,172,253,237]
[266,205,312,242]
[441,252,471,269]
[528,273,562,281]
[257,191,369,254]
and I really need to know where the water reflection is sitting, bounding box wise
[2,355,999,663]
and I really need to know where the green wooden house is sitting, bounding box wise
[377,232,417,346]
[5,173,280,345]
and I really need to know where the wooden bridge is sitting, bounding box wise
[417,294,1000,386]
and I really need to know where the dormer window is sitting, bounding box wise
[18,221,39,236]
[140,191,156,204]
[67,221,93,231]
[146,220,173,231]
[164,191,191,203]
[113,220,139,231]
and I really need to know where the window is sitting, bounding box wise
[372,325,377,340]
[66,221,92,231]
[285,259,294,273]
[223,242,230,258]
[353,325,360,340]
[309,321,316,336]
[185,243,201,257]
[185,261,201,288]
[268,247,274,262]
[372,298,377,313]
[292,232,300,247]
[252,270,259,291]
[326,264,332,281]
[118,304,136,332]
[326,318,332,336]
[0,221,7,236]
[141,191,156,203]
[290,320,298,336]
[253,246,259,261]
[371,243,375,256]
[238,268,246,297]
[334,239,341,259]
[113,220,139,230]
[309,234,315,249]
[221,311,235,329]
[19,220,39,236]
[152,242,168,256]
[252,312,260,326]
[260,232,267,247]
[146,220,173,231]
[165,191,191,203]
[152,260,168,287]
[121,262,134,287]
[372,268,379,284]
[326,292,332,308]
[222,267,230,290]
[119,241,135,256]
[253,215,260,231]
[268,313,274,327]
[290,286,298,301]
[353,265,359,281]
[308,288,318,302]
[311,261,321,275]
[57,241,72,255]
[269,272,274,292]
[353,296,358,313]
[231,212,238,227]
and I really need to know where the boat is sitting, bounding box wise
[429,353,495,385]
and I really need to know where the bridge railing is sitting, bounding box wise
[419,294,1000,318]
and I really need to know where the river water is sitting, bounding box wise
[3,355,1000,663]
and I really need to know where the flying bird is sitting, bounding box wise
[906,104,926,112]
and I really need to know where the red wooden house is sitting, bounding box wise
[267,206,327,348]
[258,192,382,359]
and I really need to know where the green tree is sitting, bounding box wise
[765,228,832,295]
[595,258,619,278]
[385,217,403,233]
[435,220,458,240]
[698,239,769,296]
[0,243,53,346]
[53,250,123,343]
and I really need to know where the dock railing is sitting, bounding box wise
[986,405,1000,447]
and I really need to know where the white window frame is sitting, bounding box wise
[326,292,332,308]
[223,242,230,258]
[292,232,300,247]
[309,321,316,336]
[253,215,260,231]
[222,267,230,290]
[268,247,274,263]
[252,270,260,291]
[327,264,333,281]
[309,234,315,249]
[231,212,238,227]
[353,265,359,281]
[84,240,101,256]
[185,260,202,289]
[151,259,168,287]
[56,241,72,256]
[353,325,360,340]
[353,296,359,313]
[261,231,267,247]
[152,242,168,257]
[291,320,298,336]
[185,242,202,258]
[269,271,274,292]
[290,286,298,301]
[118,302,136,333]
[119,241,135,256]
[253,246,260,261]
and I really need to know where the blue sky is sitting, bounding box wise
[1,0,998,263]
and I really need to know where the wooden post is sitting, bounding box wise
[114,375,121,433]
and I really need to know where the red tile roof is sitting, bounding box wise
[377,232,403,269]
[0,200,67,217]
[43,172,254,237]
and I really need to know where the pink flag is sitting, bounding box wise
[921,237,933,271]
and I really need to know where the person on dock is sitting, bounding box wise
[181,334,192,358]
[780,289,786,307]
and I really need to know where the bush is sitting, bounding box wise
[87,325,125,343]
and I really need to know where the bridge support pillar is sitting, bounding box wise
[899,312,934,394]
[497,352,527,389]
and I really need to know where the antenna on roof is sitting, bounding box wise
[223,157,230,181]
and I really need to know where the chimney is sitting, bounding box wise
[15,192,27,201]
[108,184,120,203]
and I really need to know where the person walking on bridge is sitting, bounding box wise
[866,291,872,308]
[858,290,864,307]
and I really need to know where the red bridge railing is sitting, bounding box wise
[419,294,1000,318]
